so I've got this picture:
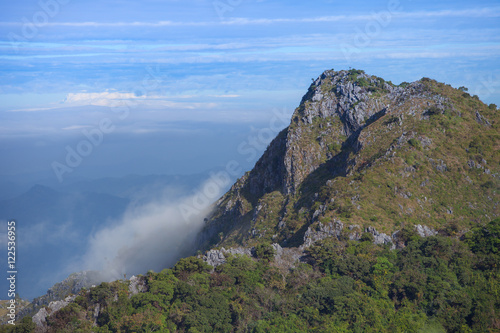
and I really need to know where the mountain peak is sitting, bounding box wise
[18,184,61,201]
[198,69,499,251]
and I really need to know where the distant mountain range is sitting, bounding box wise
[0,174,209,300]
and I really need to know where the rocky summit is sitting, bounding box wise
[198,68,499,251]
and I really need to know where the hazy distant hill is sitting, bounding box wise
[59,173,209,203]
[0,184,129,226]
[0,184,129,300]
[0,174,209,300]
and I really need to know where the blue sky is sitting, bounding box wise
[1,0,499,179]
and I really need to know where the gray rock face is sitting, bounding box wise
[32,295,76,328]
[203,247,253,267]
[203,249,228,267]
[203,244,285,267]
[32,274,148,329]
[302,222,439,250]
[392,224,438,249]
[283,71,404,194]
[31,308,48,327]
[301,222,437,250]
[48,296,75,313]
[272,243,284,257]
[365,226,394,248]
[128,275,147,296]
[428,158,448,172]
[302,220,344,248]
[18,270,106,322]
[418,136,432,147]
[32,271,103,307]
[475,111,492,126]
[415,224,438,237]
[245,129,289,200]
[93,303,101,326]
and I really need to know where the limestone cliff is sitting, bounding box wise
[198,69,499,251]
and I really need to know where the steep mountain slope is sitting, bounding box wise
[199,69,499,250]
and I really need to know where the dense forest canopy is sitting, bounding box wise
[3,219,499,332]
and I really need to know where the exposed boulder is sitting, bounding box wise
[365,226,394,248]
[475,111,492,126]
[302,220,344,248]
[415,224,438,237]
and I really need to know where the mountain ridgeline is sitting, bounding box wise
[199,69,499,250]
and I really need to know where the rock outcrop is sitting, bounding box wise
[128,275,147,296]
[203,247,253,267]
[32,275,148,330]
[18,271,106,321]
[365,226,394,248]
[302,220,345,248]
[415,224,438,237]
[32,295,76,328]
[202,245,288,268]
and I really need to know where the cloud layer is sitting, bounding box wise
[1,1,499,114]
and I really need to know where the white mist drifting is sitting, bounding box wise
[77,179,226,281]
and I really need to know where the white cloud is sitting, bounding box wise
[64,91,138,106]
[2,8,498,28]
[62,125,93,130]
[209,94,240,98]
[130,128,158,134]
[62,91,218,109]
[397,8,500,19]
[7,107,53,112]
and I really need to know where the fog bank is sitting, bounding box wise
[74,180,224,281]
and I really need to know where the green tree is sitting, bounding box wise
[173,257,211,278]
[254,243,275,262]
[465,218,500,255]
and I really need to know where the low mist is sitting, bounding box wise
[72,179,224,282]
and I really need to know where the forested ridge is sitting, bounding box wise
[4,219,499,332]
